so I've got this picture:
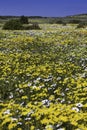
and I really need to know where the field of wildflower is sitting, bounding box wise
[0,24,87,130]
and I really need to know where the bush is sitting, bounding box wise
[24,23,41,30]
[20,15,28,24]
[49,19,66,25]
[3,19,41,30]
[56,20,64,24]
[69,19,81,24]
[77,22,87,28]
[3,19,23,30]
[31,23,41,29]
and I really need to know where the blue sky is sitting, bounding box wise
[0,0,87,17]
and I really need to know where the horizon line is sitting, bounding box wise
[0,13,87,18]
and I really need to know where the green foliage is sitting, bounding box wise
[56,20,64,24]
[25,23,41,30]
[77,22,87,28]
[69,19,81,24]
[2,18,41,30]
[3,19,23,30]
[20,15,28,24]
[49,19,66,25]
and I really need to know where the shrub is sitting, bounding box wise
[55,20,66,26]
[77,22,87,28]
[69,19,81,24]
[24,23,41,30]
[49,19,66,25]
[3,19,23,30]
[31,23,41,29]
[20,15,28,24]
[56,20,64,24]
[3,19,41,30]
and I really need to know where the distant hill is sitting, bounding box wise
[62,14,87,22]
[65,13,87,21]
[0,14,87,24]
[0,13,87,19]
